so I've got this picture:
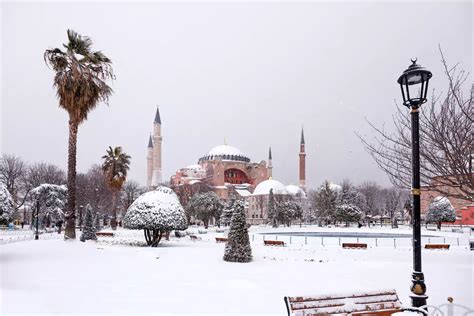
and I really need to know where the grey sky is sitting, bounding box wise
[1,1,472,189]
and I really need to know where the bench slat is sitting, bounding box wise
[289,289,398,302]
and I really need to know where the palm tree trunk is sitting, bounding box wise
[64,118,78,239]
[111,190,117,230]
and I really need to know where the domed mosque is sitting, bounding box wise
[147,108,308,224]
[171,143,269,199]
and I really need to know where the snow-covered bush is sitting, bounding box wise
[80,204,97,242]
[29,184,67,225]
[0,183,14,225]
[224,200,252,263]
[123,186,187,247]
[334,204,363,226]
[426,196,456,230]
[186,191,223,228]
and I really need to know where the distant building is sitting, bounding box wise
[420,175,472,222]
[146,108,309,224]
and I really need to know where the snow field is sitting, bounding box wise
[0,226,472,315]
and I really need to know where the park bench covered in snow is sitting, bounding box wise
[96,232,114,237]
[284,289,402,315]
[424,244,449,250]
[342,242,367,249]
[264,240,285,246]
[215,237,228,243]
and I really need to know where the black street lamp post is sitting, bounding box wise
[397,58,432,308]
[34,201,39,240]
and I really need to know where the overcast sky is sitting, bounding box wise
[1,1,472,189]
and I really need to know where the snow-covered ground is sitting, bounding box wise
[1,226,472,315]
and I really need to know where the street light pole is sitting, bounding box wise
[397,58,432,308]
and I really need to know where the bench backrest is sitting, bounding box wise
[285,289,401,316]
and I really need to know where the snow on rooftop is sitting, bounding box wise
[253,179,288,196]
[208,145,244,157]
[286,184,306,198]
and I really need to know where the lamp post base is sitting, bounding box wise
[410,271,428,308]
[35,235,39,240]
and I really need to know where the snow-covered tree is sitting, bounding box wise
[220,200,235,227]
[279,200,303,227]
[334,204,363,226]
[29,184,67,226]
[426,196,456,230]
[80,204,97,242]
[223,200,252,263]
[315,181,339,224]
[267,189,278,228]
[186,191,223,228]
[95,211,101,232]
[123,186,187,247]
[0,183,14,225]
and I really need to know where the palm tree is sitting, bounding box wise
[102,146,131,230]
[44,30,115,239]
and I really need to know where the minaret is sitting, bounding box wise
[268,146,273,178]
[146,134,153,187]
[151,107,162,187]
[299,128,306,191]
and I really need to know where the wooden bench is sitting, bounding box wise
[264,240,285,246]
[425,244,449,250]
[215,237,228,243]
[96,232,114,237]
[284,289,402,316]
[342,243,367,249]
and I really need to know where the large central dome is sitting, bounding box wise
[199,145,250,163]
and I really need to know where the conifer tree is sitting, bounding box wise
[267,189,278,228]
[80,204,97,242]
[95,212,101,232]
[223,200,252,263]
[426,196,456,230]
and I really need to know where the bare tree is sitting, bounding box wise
[358,48,473,201]
[0,154,26,201]
[122,180,141,211]
[358,181,382,217]
[23,162,66,189]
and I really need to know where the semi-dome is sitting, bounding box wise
[253,179,288,196]
[199,144,250,163]
[286,184,306,198]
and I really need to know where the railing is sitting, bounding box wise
[0,231,63,245]
[251,233,471,248]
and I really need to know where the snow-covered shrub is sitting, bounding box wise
[80,204,97,242]
[224,200,252,263]
[29,184,67,225]
[426,196,456,230]
[123,186,187,247]
[334,204,363,226]
[0,183,14,225]
[186,191,223,228]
